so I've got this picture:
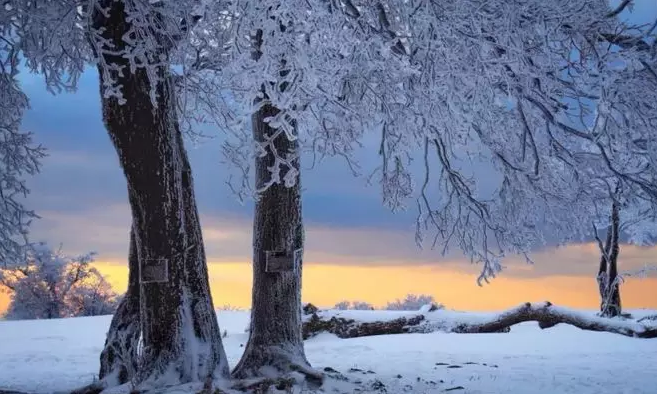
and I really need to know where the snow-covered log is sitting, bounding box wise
[302,302,657,339]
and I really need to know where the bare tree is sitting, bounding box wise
[64,270,119,317]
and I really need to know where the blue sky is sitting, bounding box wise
[17,0,657,279]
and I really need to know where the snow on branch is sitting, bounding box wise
[0,48,46,268]
[207,0,657,281]
[6,0,657,282]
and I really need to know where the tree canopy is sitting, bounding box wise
[3,0,656,282]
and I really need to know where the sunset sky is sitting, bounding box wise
[2,0,656,314]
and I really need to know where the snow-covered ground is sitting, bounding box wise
[1,309,656,394]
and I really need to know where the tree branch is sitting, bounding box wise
[606,0,633,19]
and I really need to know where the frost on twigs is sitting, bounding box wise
[213,0,657,284]
[0,72,45,268]
[0,244,117,320]
[8,0,657,283]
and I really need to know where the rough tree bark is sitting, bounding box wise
[231,103,319,382]
[89,1,229,388]
[98,227,141,385]
[598,200,622,318]
[231,27,319,383]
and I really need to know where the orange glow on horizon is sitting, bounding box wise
[90,260,657,312]
[2,259,656,316]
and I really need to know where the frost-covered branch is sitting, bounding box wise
[208,0,657,282]
[0,42,46,267]
[7,0,657,283]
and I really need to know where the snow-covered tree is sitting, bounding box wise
[0,243,115,320]
[215,0,657,381]
[385,294,442,311]
[334,301,375,310]
[5,0,657,390]
[595,199,622,317]
[593,187,657,318]
[66,269,119,317]
[2,0,232,389]
[0,18,46,269]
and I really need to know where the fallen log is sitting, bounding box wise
[302,302,657,339]
[302,312,427,339]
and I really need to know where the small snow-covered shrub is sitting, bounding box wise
[216,304,243,311]
[333,300,374,310]
[385,294,444,311]
[352,301,375,310]
[1,243,118,320]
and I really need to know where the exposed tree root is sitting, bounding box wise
[231,346,324,392]
[231,372,322,393]
[231,377,296,393]
[303,302,657,339]
[69,382,105,394]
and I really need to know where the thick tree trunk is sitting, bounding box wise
[596,221,612,308]
[599,200,622,318]
[231,104,318,382]
[90,1,228,388]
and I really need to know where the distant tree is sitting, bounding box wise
[594,200,622,318]
[351,301,375,311]
[66,270,119,317]
[593,185,657,318]
[385,294,443,311]
[0,243,117,320]
[334,301,375,310]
